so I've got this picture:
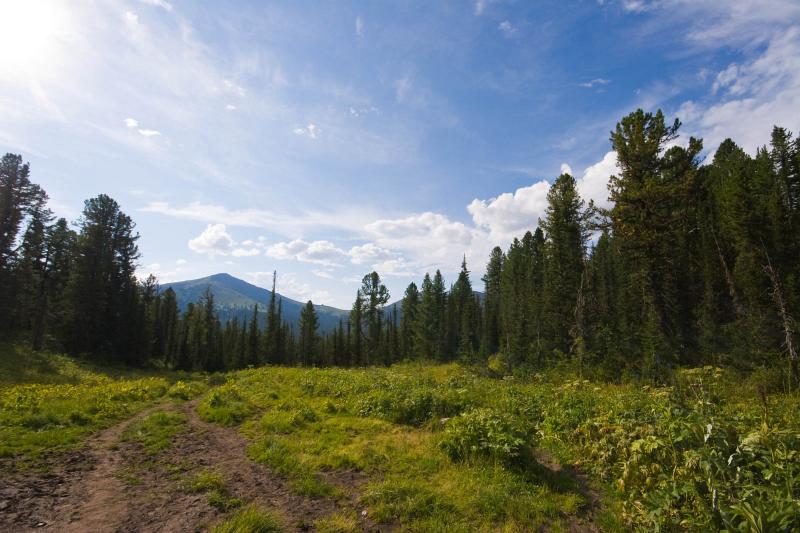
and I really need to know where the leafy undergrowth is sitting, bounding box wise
[0,344,206,463]
[121,410,188,454]
[200,363,800,532]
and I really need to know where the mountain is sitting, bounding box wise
[161,273,350,334]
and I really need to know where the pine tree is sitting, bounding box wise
[399,282,420,359]
[298,300,319,366]
[359,271,390,364]
[349,291,364,365]
[66,194,142,362]
[481,247,503,356]
[540,173,591,356]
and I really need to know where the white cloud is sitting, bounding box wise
[312,269,334,279]
[293,123,319,139]
[498,20,518,37]
[225,104,236,111]
[231,247,261,257]
[577,151,618,210]
[266,239,347,267]
[348,242,396,265]
[687,29,800,154]
[187,224,266,258]
[176,258,187,265]
[222,79,246,97]
[139,201,376,237]
[578,78,610,88]
[365,212,490,275]
[474,0,490,16]
[137,262,181,283]
[188,223,233,256]
[125,11,139,25]
[247,272,332,304]
[123,117,161,137]
[140,0,173,12]
[468,181,550,242]
[560,163,573,175]
[623,0,651,13]
[355,16,364,37]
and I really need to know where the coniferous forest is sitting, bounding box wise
[2,109,797,386]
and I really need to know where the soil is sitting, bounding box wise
[0,400,380,532]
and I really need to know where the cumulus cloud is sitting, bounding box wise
[266,239,347,267]
[187,225,267,257]
[577,151,619,210]
[348,242,396,265]
[467,181,551,242]
[124,117,139,128]
[560,163,573,175]
[364,212,490,276]
[188,223,233,256]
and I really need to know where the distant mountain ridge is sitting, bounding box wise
[161,273,350,334]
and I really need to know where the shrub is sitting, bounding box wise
[439,408,529,465]
[167,380,204,400]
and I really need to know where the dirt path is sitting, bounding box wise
[0,400,373,532]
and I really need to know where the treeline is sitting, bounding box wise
[316,109,799,385]
[1,109,798,384]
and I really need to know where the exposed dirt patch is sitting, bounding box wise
[0,400,382,532]
[533,448,602,533]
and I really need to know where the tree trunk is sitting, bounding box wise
[763,257,799,390]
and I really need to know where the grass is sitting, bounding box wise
[5,343,798,531]
[314,511,360,533]
[200,365,588,531]
[181,470,242,512]
[0,343,206,464]
[121,410,187,454]
[211,504,283,533]
[199,363,800,532]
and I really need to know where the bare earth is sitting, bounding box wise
[0,400,378,532]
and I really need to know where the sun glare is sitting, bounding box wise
[0,0,70,79]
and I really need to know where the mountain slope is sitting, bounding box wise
[161,273,349,334]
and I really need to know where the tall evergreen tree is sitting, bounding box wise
[298,300,319,366]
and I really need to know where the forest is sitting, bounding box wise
[2,109,798,387]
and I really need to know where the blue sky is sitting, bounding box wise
[1,0,798,307]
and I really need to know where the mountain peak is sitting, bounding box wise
[161,273,349,334]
